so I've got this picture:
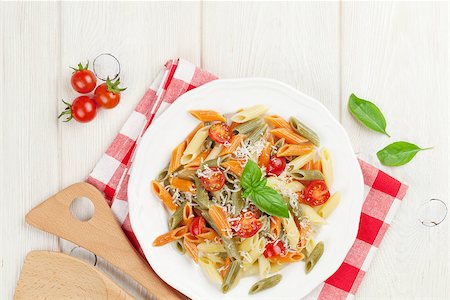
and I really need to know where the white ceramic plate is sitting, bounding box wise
[128,78,364,300]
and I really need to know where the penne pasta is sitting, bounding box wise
[205,144,223,161]
[234,118,264,134]
[320,147,334,187]
[168,203,186,230]
[181,125,211,165]
[151,180,178,211]
[248,274,282,295]
[286,151,316,172]
[305,241,324,273]
[184,233,204,245]
[277,143,315,157]
[268,251,305,264]
[231,105,268,123]
[221,159,245,177]
[289,117,320,146]
[318,192,341,218]
[269,216,282,239]
[203,253,224,265]
[182,204,194,227]
[285,180,305,193]
[189,110,226,123]
[185,150,211,170]
[184,238,199,263]
[170,177,195,193]
[153,226,188,246]
[264,115,292,130]
[208,205,232,238]
[197,227,219,241]
[168,141,187,174]
[198,242,226,253]
[220,257,232,278]
[299,204,327,225]
[185,122,204,144]
[199,257,223,284]
[258,141,272,168]
[270,128,308,144]
[219,134,245,156]
[281,212,300,249]
[258,255,271,279]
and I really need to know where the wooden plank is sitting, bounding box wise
[341,2,449,299]
[0,2,60,298]
[58,2,201,298]
[202,1,340,117]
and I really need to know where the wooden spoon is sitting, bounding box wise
[14,251,134,300]
[25,182,186,300]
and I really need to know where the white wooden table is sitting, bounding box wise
[1,1,448,299]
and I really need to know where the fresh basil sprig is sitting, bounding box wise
[377,141,432,166]
[240,160,289,218]
[348,93,390,137]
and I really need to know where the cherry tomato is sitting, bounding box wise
[94,77,127,109]
[263,241,285,258]
[208,122,232,144]
[230,211,262,238]
[189,216,206,236]
[267,156,286,176]
[58,96,97,123]
[303,180,330,206]
[70,62,97,94]
[199,167,225,192]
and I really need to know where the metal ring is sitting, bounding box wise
[93,53,121,81]
[418,198,447,227]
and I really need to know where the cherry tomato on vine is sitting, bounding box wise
[263,241,285,258]
[199,167,225,192]
[267,156,286,176]
[189,216,206,236]
[94,77,126,109]
[70,62,97,94]
[58,96,97,123]
[302,180,330,206]
[230,211,262,238]
[209,122,232,144]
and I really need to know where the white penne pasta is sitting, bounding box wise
[313,205,322,212]
[240,263,259,277]
[181,126,211,164]
[318,192,341,218]
[285,180,305,192]
[199,257,222,284]
[204,252,225,264]
[258,256,271,279]
[242,237,266,269]
[321,147,334,187]
[239,234,259,252]
[281,212,300,249]
[299,204,327,225]
[205,143,223,161]
[230,105,268,123]
[286,151,316,172]
[305,238,316,256]
[198,242,226,253]
[269,263,286,273]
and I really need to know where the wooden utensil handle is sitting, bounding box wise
[26,182,186,300]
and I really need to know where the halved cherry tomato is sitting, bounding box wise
[199,167,225,192]
[267,156,286,176]
[263,241,285,258]
[208,122,232,144]
[303,180,330,206]
[70,62,97,94]
[230,211,262,238]
[189,216,206,236]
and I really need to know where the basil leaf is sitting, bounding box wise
[242,188,252,198]
[240,160,262,190]
[250,186,289,218]
[348,93,390,137]
[377,141,431,166]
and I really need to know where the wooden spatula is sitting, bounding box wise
[14,251,134,299]
[25,182,186,300]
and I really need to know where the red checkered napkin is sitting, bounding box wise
[87,58,408,299]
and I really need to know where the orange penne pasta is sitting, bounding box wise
[168,141,187,174]
[311,159,322,171]
[270,128,308,144]
[197,227,219,241]
[151,181,178,212]
[152,226,188,246]
[190,110,226,123]
[268,251,305,264]
[184,238,199,263]
[185,149,211,169]
[258,142,272,168]
[185,122,205,144]
[170,177,195,193]
[220,257,232,278]
[208,205,232,238]
[277,142,315,157]
[264,115,292,130]
[219,134,244,156]
[182,204,194,227]
[184,233,204,245]
[301,161,312,170]
[221,160,245,177]
[269,216,282,238]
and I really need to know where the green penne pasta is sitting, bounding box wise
[248,274,282,295]
[222,260,241,293]
[231,190,244,217]
[247,124,268,144]
[305,241,324,273]
[174,239,186,254]
[168,203,186,230]
[234,118,263,134]
[289,116,320,146]
[176,168,197,180]
[193,177,211,209]
[203,137,214,150]
[289,169,324,181]
[156,167,169,182]
[271,138,285,156]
